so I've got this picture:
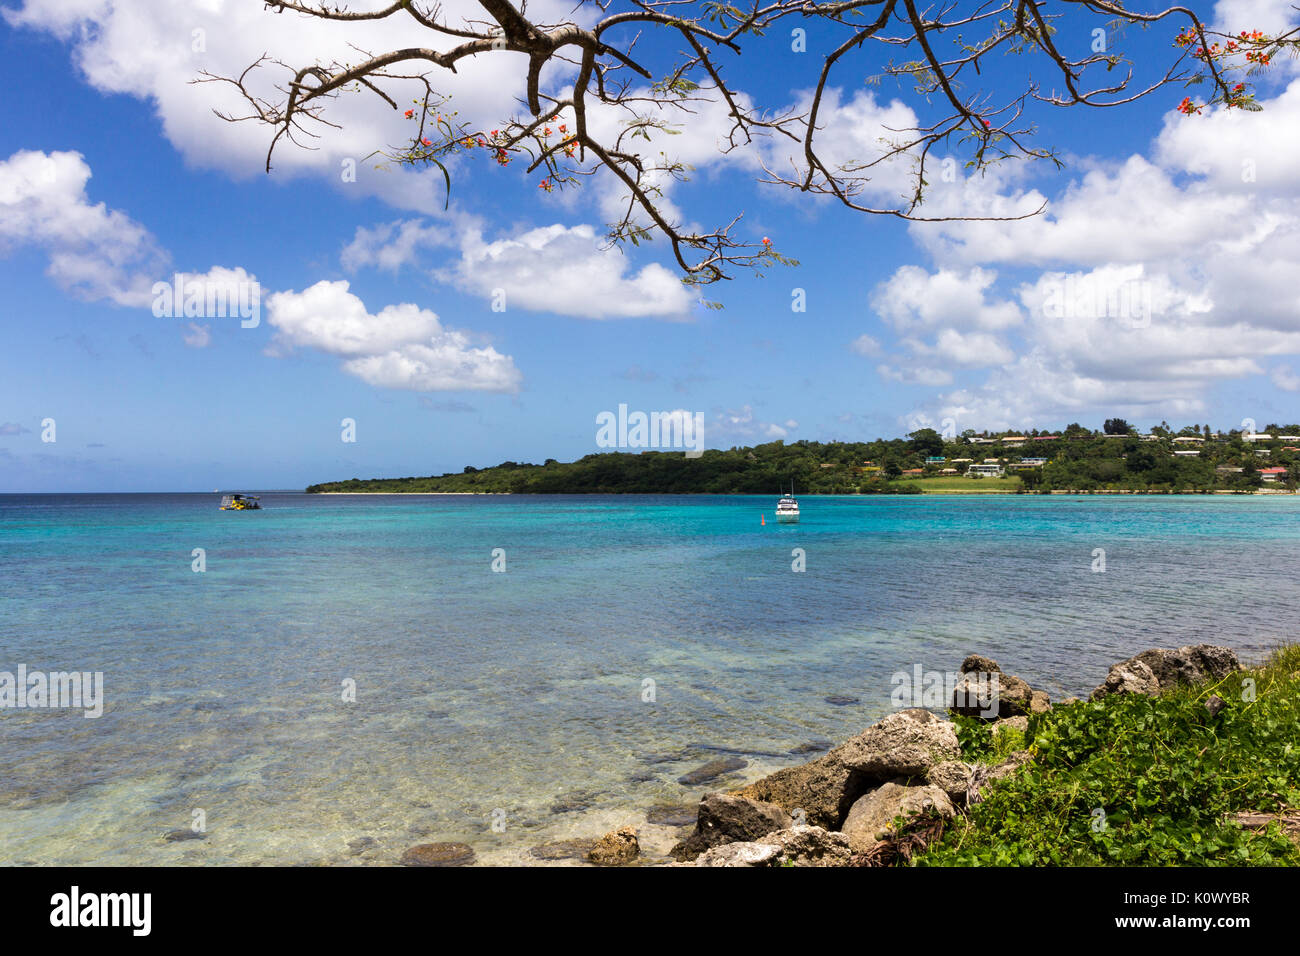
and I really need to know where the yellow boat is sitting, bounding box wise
[219,493,261,511]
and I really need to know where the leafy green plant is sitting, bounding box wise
[951,713,994,761]
[991,724,1026,761]
[916,646,1300,866]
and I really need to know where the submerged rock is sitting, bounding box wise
[825,695,860,706]
[640,750,692,765]
[788,739,833,756]
[645,804,698,827]
[346,836,378,854]
[400,842,475,867]
[550,790,600,813]
[588,826,639,866]
[162,828,206,843]
[669,793,792,861]
[529,838,598,861]
[677,756,747,786]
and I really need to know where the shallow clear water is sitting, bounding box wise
[0,492,1296,865]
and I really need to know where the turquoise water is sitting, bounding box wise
[0,492,1296,865]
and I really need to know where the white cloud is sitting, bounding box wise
[880,80,1300,430]
[925,350,1218,433]
[266,281,444,357]
[1272,365,1300,391]
[4,0,589,213]
[0,149,164,306]
[573,85,924,248]
[183,322,211,348]
[342,219,450,272]
[578,87,746,230]
[265,280,520,392]
[443,223,694,319]
[1212,0,1300,36]
[1155,82,1300,194]
[761,88,923,207]
[1013,264,1299,383]
[850,334,882,356]
[713,405,796,443]
[0,146,517,392]
[342,343,520,393]
[877,364,954,387]
[343,214,696,319]
[913,156,1254,269]
[859,265,1020,380]
[903,330,1016,368]
[872,266,1023,332]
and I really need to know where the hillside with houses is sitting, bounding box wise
[307,421,1300,495]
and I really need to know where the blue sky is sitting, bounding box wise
[2,0,1299,491]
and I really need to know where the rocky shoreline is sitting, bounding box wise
[397,643,1244,867]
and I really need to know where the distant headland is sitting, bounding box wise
[306,420,1300,495]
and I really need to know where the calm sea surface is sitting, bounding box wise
[0,492,1296,864]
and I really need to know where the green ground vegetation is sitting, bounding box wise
[917,645,1300,866]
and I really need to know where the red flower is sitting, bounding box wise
[421,137,432,147]
[761,236,771,246]
[981,118,991,128]
[404,109,415,119]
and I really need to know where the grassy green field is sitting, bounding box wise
[893,475,1024,493]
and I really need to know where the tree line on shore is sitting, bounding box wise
[306,421,1300,494]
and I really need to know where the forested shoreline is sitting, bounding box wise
[307,421,1300,495]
